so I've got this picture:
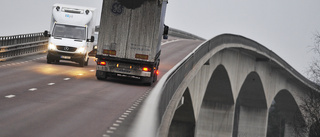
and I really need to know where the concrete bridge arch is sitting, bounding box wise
[130,34,319,137]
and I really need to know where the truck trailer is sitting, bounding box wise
[95,0,169,85]
[44,3,96,67]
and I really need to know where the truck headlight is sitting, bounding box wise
[76,46,86,53]
[48,43,57,50]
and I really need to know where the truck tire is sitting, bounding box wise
[96,70,106,80]
[153,74,157,82]
[47,54,53,64]
[144,77,153,86]
[47,59,53,64]
[79,56,87,67]
[97,76,105,80]
[79,60,85,67]
[84,57,89,66]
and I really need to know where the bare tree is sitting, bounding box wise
[293,32,320,137]
[307,32,320,85]
[293,90,320,137]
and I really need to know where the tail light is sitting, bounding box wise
[156,70,159,75]
[142,67,151,72]
[98,61,106,66]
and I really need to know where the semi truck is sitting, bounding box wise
[95,0,169,85]
[44,3,96,67]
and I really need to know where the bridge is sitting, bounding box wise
[1,30,319,137]
[129,34,320,137]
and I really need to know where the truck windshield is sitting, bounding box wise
[52,24,86,40]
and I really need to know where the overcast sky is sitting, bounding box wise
[1,0,320,77]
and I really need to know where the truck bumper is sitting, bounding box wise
[47,50,85,62]
[96,70,152,82]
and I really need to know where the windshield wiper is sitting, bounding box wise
[53,36,63,39]
[74,39,84,42]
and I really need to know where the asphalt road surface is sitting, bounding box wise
[0,37,203,137]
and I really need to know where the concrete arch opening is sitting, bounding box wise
[233,72,268,137]
[196,65,234,137]
[267,90,305,137]
[168,88,195,137]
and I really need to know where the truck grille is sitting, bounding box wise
[56,46,77,52]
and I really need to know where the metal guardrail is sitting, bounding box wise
[169,28,206,41]
[0,32,48,61]
[0,27,200,62]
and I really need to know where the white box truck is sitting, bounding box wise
[95,0,169,85]
[44,3,96,67]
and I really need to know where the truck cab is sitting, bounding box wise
[44,4,96,67]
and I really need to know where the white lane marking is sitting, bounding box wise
[106,130,114,133]
[64,78,71,81]
[5,95,16,98]
[90,70,95,72]
[48,83,55,86]
[28,88,37,91]
[161,39,182,46]
[113,123,120,127]
[101,89,151,137]
[77,74,83,76]
[110,127,117,130]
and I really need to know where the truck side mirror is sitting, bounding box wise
[87,36,95,42]
[91,36,95,42]
[163,25,169,39]
[43,30,51,37]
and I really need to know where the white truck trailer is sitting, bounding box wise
[95,0,169,85]
[44,3,96,67]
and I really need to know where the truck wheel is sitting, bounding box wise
[84,57,89,66]
[97,76,105,80]
[153,74,157,82]
[96,71,106,80]
[47,59,53,64]
[79,56,86,67]
[79,61,85,67]
[144,77,153,86]
[47,54,53,64]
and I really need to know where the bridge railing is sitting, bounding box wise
[0,32,48,61]
[130,34,320,137]
[169,28,206,41]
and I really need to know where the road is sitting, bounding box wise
[0,37,203,137]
